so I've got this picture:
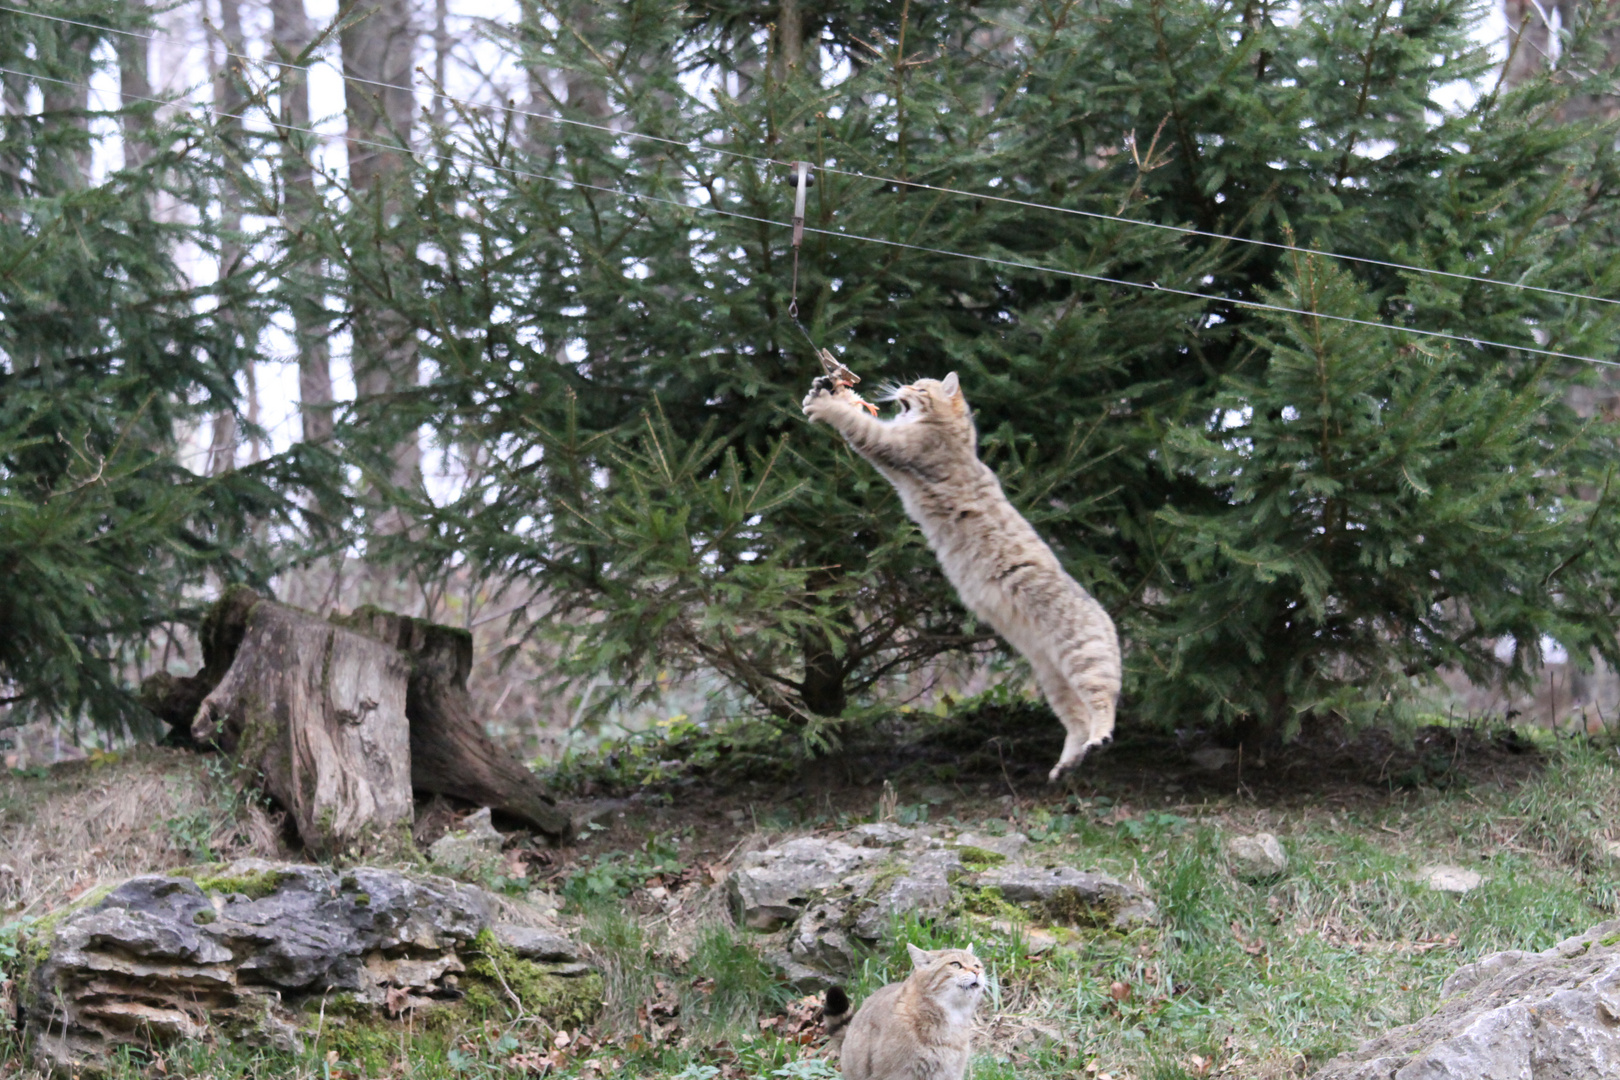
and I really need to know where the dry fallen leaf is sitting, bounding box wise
[507,1050,563,1074]
[758,994,825,1043]
[1231,921,1266,956]
[382,985,413,1018]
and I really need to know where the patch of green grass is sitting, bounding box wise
[967,743,1612,1077]
[546,733,1614,1080]
[578,900,659,1032]
[684,923,793,1038]
[8,724,1615,1080]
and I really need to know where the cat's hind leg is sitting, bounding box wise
[1027,649,1098,782]
[1060,614,1120,747]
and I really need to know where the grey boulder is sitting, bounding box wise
[427,806,505,875]
[1309,920,1620,1080]
[1413,864,1484,894]
[727,837,882,930]
[489,923,581,963]
[850,846,964,940]
[953,830,1028,860]
[790,901,859,973]
[728,824,1160,987]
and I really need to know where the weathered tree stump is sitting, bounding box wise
[338,608,572,838]
[191,593,414,857]
[138,585,261,744]
[143,588,571,853]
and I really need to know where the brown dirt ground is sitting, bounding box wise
[530,708,1550,883]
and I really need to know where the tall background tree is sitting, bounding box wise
[341,0,423,584]
[0,2,315,737]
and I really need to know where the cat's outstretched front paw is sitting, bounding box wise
[802,375,845,422]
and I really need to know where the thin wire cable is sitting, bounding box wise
[2,62,1615,369]
[6,0,1620,311]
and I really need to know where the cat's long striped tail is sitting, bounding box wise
[824,986,853,1038]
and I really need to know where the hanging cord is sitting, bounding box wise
[784,161,877,412]
[783,162,841,378]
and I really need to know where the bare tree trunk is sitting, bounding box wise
[432,0,450,128]
[342,0,418,191]
[563,2,614,138]
[0,73,24,206]
[772,0,803,80]
[1503,0,1620,120]
[271,0,334,445]
[1506,0,1620,421]
[207,411,237,475]
[42,37,90,186]
[246,365,263,463]
[1557,0,1620,122]
[118,2,152,170]
[798,569,848,716]
[1502,0,1554,89]
[343,0,421,558]
[205,0,250,475]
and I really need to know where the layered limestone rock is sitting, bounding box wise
[20,861,598,1075]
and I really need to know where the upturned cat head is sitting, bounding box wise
[885,372,974,444]
[905,942,985,1016]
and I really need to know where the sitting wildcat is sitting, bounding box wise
[825,943,985,1080]
[803,372,1121,779]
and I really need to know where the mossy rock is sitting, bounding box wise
[178,866,294,900]
[464,929,603,1028]
[948,845,1008,872]
[14,882,117,986]
[955,885,1027,922]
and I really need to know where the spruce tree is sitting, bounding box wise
[0,6,320,736]
[322,0,1620,738]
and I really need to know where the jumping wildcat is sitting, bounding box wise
[803,373,1120,779]
[824,944,985,1080]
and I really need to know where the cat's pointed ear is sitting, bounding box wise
[906,943,931,969]
[941,371,961,397]
[965,942,975,956]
